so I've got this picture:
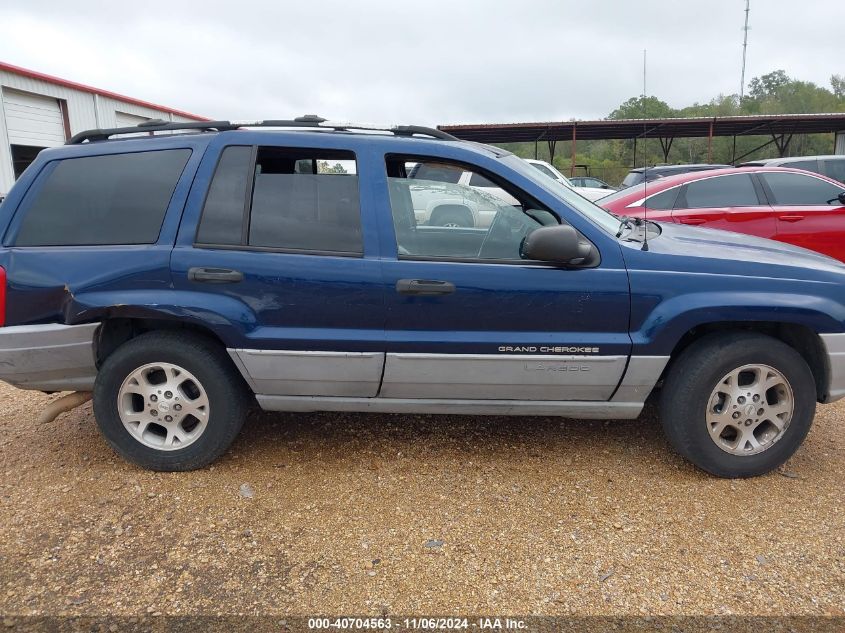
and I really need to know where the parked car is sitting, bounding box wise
[408,161,520,211]
[524,159,610,202]
[740,155,845,185]
[570,176,616,191]
[1,118,844,478]
[620,163,732,188]
[600,166,845,262]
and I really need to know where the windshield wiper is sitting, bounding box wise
[615,215,644,238]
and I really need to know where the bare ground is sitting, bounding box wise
[0,381,843,618]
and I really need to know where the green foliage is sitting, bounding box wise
[608,95,675,120]
[508,69,845,187]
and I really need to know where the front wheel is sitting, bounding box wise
[93,331,250,471]
[659,332,817,478]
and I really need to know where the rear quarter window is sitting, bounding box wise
[13,149,191,247]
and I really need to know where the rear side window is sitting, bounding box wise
[196,146,363,254]
[14,150,190,246]
[680,174,759,208]
[249,148,361,253]
[196,146,252,245]
[761,172,844,205]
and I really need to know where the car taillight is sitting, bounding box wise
[0,266,5,327]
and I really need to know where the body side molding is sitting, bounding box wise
[255,395,644,419]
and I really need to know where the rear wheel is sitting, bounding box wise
[659,332,816,478]
[93,331,250,471]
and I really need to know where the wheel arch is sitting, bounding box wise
[660,321,829,403]
[94,316,230,368]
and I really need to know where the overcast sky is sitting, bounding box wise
[1,0,842,126]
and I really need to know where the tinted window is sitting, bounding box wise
[644,188,679,210]
[823,159,845,184]
[196,146,251,245]
[783,160,819,173]
[15,150,190,246]
[681,174,759,208]
[762,172,844,205]
[248,147,362,253]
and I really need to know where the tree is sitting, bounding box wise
[832,75,845,99]
[747,69,790,100]
[607,95,675,120]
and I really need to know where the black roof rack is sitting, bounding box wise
[67,115,459,144]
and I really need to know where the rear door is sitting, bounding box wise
[670,172,776,238]
[171,137,385,398]
[377,153,631,402]
[760,171,845,261]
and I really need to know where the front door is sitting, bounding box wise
[377,154,631,401]
[172,139,385,397]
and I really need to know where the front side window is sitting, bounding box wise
[761,172,844,206]
[387,156,554,261]
[196,146,363,254]
[680,174,760,208]
[15,149,191,246]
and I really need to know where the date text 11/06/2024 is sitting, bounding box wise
[307,617,528,630]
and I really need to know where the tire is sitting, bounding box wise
[93,331,250,471]
[430,205,473,228]
[659,332,816,478]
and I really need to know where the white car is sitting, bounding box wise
[524,159,611,202]
[406,161,518,227]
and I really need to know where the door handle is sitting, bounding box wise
[396,279,456,296]
[779,215,805,222]
[679,217,707,225]
[187,267,244,284]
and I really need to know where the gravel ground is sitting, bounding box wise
[0,380,844,619]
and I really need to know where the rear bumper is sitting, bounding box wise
[821,333,845,403]
[0,323,99,391]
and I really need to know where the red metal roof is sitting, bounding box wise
[0,61,210,121]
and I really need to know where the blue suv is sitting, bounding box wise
[0,117,843,477]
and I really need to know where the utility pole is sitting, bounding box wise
[740,0,751,100]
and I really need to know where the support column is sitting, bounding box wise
[835,131,845,155]
[707,120,714,163]
[570,125,577,177]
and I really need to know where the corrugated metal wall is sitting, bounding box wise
[0,68,200,193]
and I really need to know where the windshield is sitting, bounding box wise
[507,155,620,235]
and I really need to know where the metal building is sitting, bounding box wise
[0,62,207,195]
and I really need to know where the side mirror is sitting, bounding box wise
[839,192,845,205]
[521,224,595,265]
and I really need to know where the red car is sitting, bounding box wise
[599,166,845,262]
